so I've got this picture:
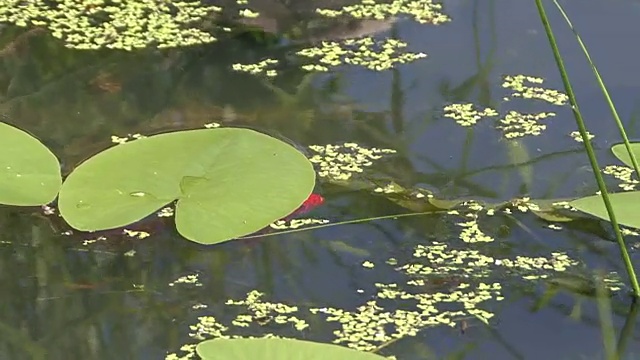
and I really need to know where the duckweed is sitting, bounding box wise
[269,217,329,230]
[570,130,595,143]
[603,165,638,191]
[169,273,203,287]
[232,58,279,77]
[502,75,569,105]
[297,37,427,72]
[0,1,222,50]
[308,143,396,181]
[123,229,150,239]
[498,110,556,139]
[225,290,309,331]
[316,0,451,25]
[444,103,498,127]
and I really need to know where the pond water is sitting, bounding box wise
[1,1,640,359]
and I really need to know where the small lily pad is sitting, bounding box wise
[570,191,640,229]
[0,122,61,205]
[59,128,315,244]
[196,338,387,360]
[611,143,640,168]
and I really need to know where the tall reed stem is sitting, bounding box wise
[533,0,640,297]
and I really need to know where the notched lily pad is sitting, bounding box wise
[611,143,640,170]
[196,338,386,360]
[0,122,61,206]
[59,128,315,244]
[570,191,640,229]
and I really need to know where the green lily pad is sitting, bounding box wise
[570,191,640,229]
[58,128,315,244]
[0,122,61,206]
[611,143,640,168]
[196,338,387,360]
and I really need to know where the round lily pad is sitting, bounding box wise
[58,128,315,244]
[570,191,640,229]
[0,122,61,206]
[196,338,387,360]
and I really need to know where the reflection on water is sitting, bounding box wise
[1,0,640,359]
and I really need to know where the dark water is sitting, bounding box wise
[1,1,640,359]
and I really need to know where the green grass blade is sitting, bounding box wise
[533,0,640,296]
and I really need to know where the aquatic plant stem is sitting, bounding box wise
[534,0,640,296]
[550,0,640,177]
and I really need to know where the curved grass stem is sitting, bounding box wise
[534,0,640,297]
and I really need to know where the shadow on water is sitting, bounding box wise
[0,0,640,359]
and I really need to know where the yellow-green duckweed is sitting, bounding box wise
[498,110,556,139]
[0,1,221,50]
[444,103,498,127]
[502,75,569,105]
[570,130,595,143]
[269,218,330,230]
[603,165,638,191]
[316,0,451,25]
[308,143,396,181]
[297,37,427,72]
[232,58,279,77]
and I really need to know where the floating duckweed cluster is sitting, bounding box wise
[0,1,221,50]
[169,273,203,287]
[308,143,396,181]
[297,37,427,72]
[448,202,495,243]
[569,130,595,143]
[225,290,309,331]
[502,75,569,105]
[309,278,501,352]
[123,229,150,239]
[316,0,451,25]
[458,219,494,243]
[82,235,107,246]
[603,165,638,191]
[510,197,541,213]
[400,241,583,283]
[232,58,279,77]
[373,182,404,194]
[443,103,498,127]
[157,207,175,217]
[498,110,556,139]
[269,218,330,230]
[110,133,146,145]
